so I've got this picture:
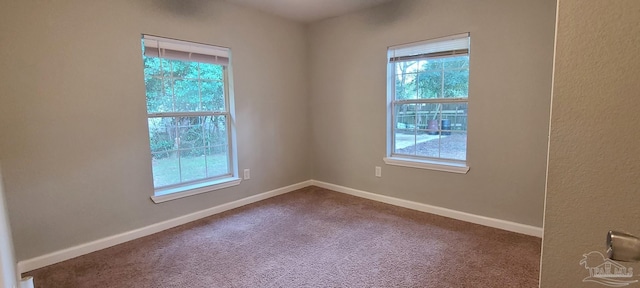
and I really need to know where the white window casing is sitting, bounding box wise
[141,35,239,202]
[386,33,470,173]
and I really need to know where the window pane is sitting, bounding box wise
[394,134,416,155]
[201,80,225,111]
[143,57,227,113]
[395,61,418,100]
[173,79,200,112]
[394,103,416,155]
[145,75,164,113]
[199,63,224,80]
[443,56,469,69]
[148,115,231,188]
[207,145,229,177]
[143,37,234,192]
[173,116,204,149]
[179,148,207,182]
[143,56,159,72]
[146,79,174,113]
[411,130,467,160]
[422,58,443,71]
[443,69,469,98]
[205,115,229,177]
[148,118,176,154]
[163,79,174,111]
[441,103,468,132]
[413,134,440,158]
[204,115,228,147]
[169,59,199,79]
[395,103,416,131]
[416,102,444,158]
[143,57,169,78]
[417,70,442,99]
[387,37,469,164]
[152,152,180,188]
[394,102,441,131]
[438,131,467,161]
[417,103,440,133]
[394,102,467,161]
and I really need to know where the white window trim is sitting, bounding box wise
[151,177,242,203]
[383,156,469,174]
[142,35,239,201]
[386,33,470,172]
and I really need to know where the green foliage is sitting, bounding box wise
[148,116,228,157]
[143,57,225,113]
[152,153,229,188]
[394,56,469,100]
[141,43,232,187]
[150,134,173,158]
[394,56,469,131]
[143,47,229,158]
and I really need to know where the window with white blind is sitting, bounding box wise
[141,35,239,202]
[384,33,470,173]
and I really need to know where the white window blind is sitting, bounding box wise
[142,35,230,66]
[388,33,470,62]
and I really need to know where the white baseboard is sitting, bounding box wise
[17,180,312,273]
[310,180,543,238]
[18,179,542,273]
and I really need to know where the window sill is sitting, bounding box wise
[151,177,242,204]
[383,157,469,174]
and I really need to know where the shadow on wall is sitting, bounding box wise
[149,0,214,17]
[361,0,418,26]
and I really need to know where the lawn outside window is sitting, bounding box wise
[141,35,239,202]
[384,33,470,174]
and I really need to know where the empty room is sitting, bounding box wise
[1,0,638,287]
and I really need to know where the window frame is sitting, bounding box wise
[141,35,240,203]
[384,33,471,174]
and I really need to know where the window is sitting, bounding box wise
[384,33,470,173]
[141,35,239,202]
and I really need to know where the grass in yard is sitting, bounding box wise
[152,153,229,188]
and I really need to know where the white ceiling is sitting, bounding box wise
[225,0,394,23]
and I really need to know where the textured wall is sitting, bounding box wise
[0,0,310,261]
[308,0,556,227]
[540,0,640,287]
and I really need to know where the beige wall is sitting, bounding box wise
[540,0,640,286]
[308,0,556,227]
[0,0,559,265]
[0,0,310,261]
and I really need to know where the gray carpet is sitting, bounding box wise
[24,186,541,287]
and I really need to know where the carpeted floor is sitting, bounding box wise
[24,186,541,287]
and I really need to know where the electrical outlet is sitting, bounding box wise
[375,166,382,177]
[243,169,250,180]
